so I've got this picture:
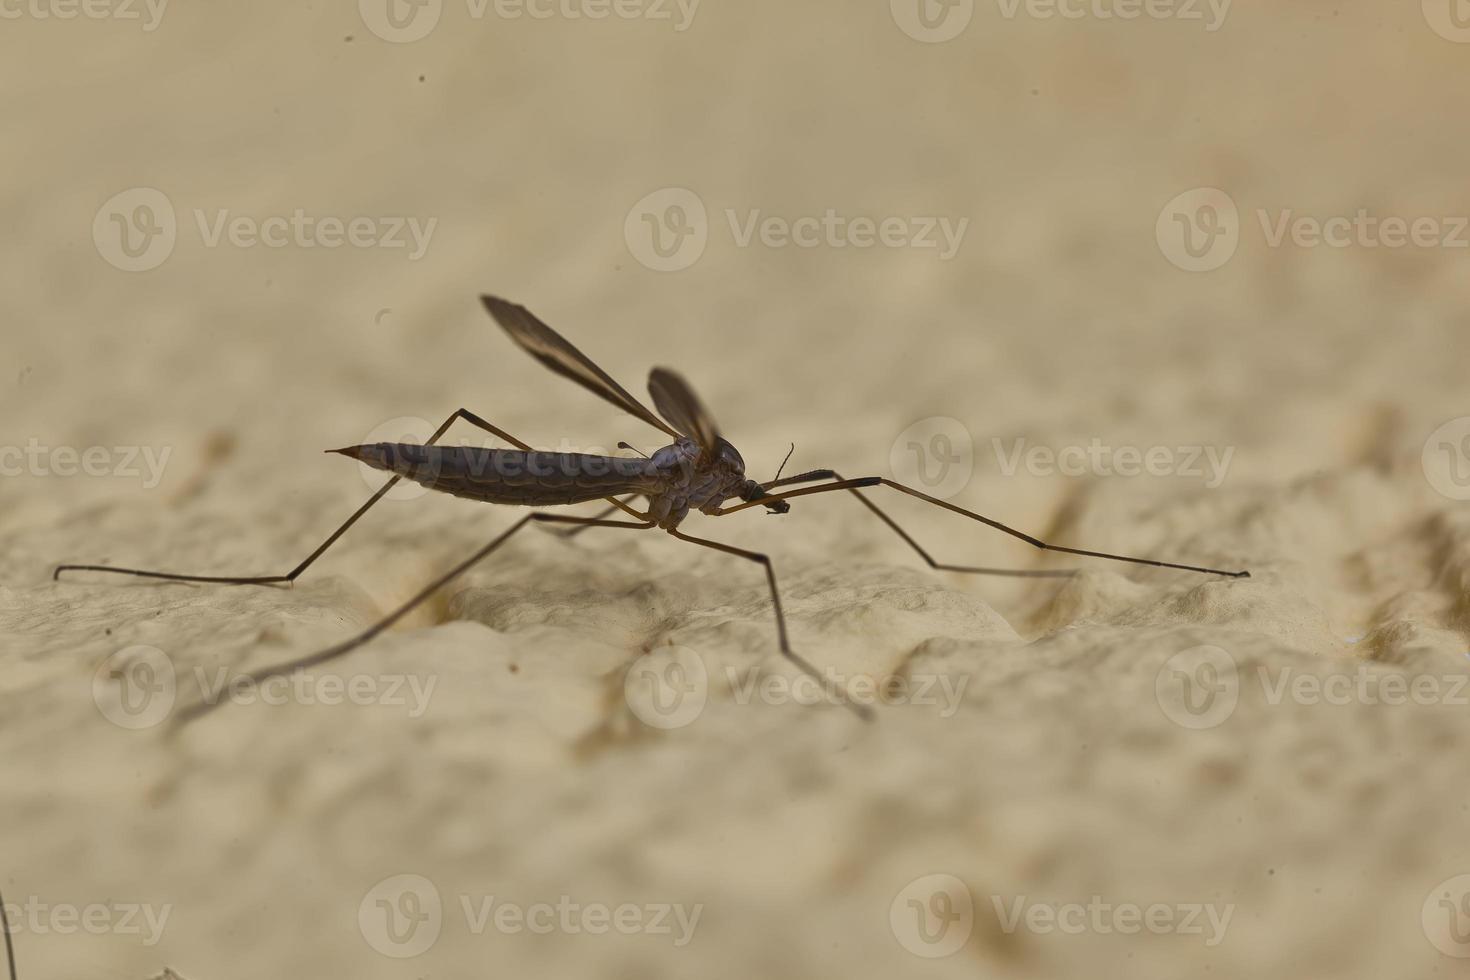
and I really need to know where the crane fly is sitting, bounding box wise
[55,295,1250,724]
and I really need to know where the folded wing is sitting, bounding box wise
[648,367,721,456]
[481,295,678,440]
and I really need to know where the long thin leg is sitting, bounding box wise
[542,495,642,538]
[53,408,646,585]
[719,477,1250,578]
[667,528,873,722]
[172,512,655,727]
[763,470,1075,579]
[0,888,15,980]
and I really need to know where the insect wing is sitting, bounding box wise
[481,295,678,439]
[648,366,721,455]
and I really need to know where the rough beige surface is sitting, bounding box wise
[5,3,1470,978]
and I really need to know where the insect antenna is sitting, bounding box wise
[771,443,795,484]
[617,442,649,459]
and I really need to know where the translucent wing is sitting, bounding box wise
[481,295,678,439]
[648,367,721,455]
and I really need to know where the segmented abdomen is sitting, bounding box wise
[340,444,664,506]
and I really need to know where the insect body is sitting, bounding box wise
[338,435,783,529]
[55,294,1249,724]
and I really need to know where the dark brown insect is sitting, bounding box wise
[55,296,1249,723]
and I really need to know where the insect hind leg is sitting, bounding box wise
[542,495,644,538]
[53,408,645,585]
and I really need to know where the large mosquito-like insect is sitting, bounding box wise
[56,296,1249,723]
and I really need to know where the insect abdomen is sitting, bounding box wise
[334,444,662,505]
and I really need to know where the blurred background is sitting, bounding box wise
[4,2,1470,978]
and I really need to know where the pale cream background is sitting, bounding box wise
[4,2,1470,978]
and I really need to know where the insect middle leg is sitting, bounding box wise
[171,511,656,727]
[52,408,645,585]
[666,527,873,721]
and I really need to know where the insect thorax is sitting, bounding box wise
[645,437,751,528]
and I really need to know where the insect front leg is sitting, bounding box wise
[715,477,1249,578]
